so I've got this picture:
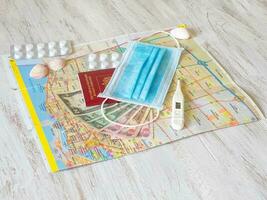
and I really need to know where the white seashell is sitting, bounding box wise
[29,64,49,79]
[47,58,66,71]
[170,28,190,40]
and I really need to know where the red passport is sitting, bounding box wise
[78,69,117,106]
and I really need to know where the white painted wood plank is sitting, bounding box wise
[0,0,267,199]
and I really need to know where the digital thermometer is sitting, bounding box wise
[171,80,184,130]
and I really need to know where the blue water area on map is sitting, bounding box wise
[17,62,67,170]
[17,61,113,170]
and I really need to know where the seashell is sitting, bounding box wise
[170,27,190,40]
[29,64,49,79]
[47,58,66,71]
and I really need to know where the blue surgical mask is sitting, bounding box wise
[99,41,183,110]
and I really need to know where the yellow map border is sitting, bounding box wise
[9,59,59,172]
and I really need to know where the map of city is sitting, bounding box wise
[10,30,264,172]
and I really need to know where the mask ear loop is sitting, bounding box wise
[100,31,180,128]
[138,30,181,48]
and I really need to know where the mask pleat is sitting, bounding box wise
[132,47,160,100]
[145,49,173,104]
[113,44,153,99]
[139,48,166,101]
[99,41,183,110]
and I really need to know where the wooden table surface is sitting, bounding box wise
[0,0,267,199]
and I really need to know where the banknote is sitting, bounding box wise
[78,102,128,122]
[112,107,151,138]
[78,103,128,124]
[138,110,154,138]
[102,105,142,136]
[57,90,104,115]
[80,104,135,129]
[57,90,128,116]
[125,107,151,137]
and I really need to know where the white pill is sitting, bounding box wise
[60,47,69,55]
[26,44,34,52]
[88,53,97,62]
[14,45,22,52]
[48,41,56,49]
[112,61,120,68]
[101,61,109,69]
[49,49,57,57]
[88,61,97,69]
[59,40,68,47]
[38,50,46,58]
[37,43,45,50]
[99,53,108,62]
[26,51,34,59]
[14,51,23,59]
[111,52,120,61]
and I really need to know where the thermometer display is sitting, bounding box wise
[175,102,181,109]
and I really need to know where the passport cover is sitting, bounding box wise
[78,69,117,106]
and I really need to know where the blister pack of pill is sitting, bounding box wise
[10,40,72,60]
[86,52,122,70]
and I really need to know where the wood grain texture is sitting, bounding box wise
[0,0,267,199]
